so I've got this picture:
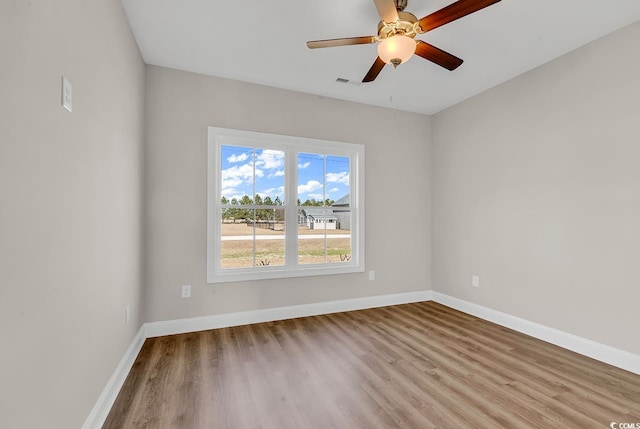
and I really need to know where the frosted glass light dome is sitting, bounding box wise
[377,35,415,66]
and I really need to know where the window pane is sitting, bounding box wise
[297,153,324,206]
[221,145,254,205]
[221,209,255,268]
[327,155,351,263]
[297,207,327,264]
[298,153,325,264]
[297,215,351,264]
[326,155,350,208]
[255,149,285,205]
[327,214,351,263]
[254,208,285,267]
[221,209,286,268]
[296,153,352,264]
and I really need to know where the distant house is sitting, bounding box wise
[297,194,351,230]
[299,208,337,229]
[332,194,351,231]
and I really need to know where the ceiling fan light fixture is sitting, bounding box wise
[377,34,415,67]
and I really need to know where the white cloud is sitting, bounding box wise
[326,171,349,185]
[298,180,323,194]
[298,161,310,169]
[269,169,285,178]
[307,193,324,200]
[221,163,263,198]
[227,152,248,163]
[256,150,284,170]
[221,177,244,190]
[222,163,263,185]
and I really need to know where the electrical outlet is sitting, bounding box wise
[125,305,130,324]
[472,275,480,287]
[369,271,375,281]
[181,284,191,298]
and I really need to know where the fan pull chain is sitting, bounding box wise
[390,66,398,114]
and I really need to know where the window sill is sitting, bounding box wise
[208,264,364,284]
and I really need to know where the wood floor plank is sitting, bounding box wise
[103,302,640,428]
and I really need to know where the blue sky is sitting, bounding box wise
[221,145,350,204]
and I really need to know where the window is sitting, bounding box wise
[207,127,364,283]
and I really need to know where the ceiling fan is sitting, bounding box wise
[307,0,501,82]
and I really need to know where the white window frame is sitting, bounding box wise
[207,127,365,283]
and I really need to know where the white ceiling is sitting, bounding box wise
[121,0,640,115]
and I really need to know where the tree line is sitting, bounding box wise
[221,195,335,222]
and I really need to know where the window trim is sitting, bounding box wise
[207,127,365,283]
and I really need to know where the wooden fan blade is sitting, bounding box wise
[417,0,501,33]
[415,40,463,71]
[373,0,399,23]
[307,36,377,49]
[362,57,386,83]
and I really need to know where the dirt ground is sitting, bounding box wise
[220,223,351,268]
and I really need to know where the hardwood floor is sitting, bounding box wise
[103,302,640,428]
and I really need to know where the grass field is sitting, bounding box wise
[220,223,351,268]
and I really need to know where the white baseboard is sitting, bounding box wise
[145,290,433,338]
[82,325,146,429]
[432,292,640,375]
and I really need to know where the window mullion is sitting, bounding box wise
[323,155,328,263]
[285,147,298,266]
[252,150,257,267]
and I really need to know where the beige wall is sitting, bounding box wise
[143,66,432,323]
[0,1,145,428]
[432,22,640,355]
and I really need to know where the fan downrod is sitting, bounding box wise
[395,0,408,12]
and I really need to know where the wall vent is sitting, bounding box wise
[336,78,361,86]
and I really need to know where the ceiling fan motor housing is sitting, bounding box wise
[377,11,418,39]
